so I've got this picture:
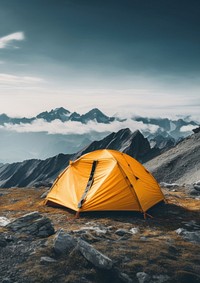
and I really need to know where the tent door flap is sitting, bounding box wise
[78,160,98,208]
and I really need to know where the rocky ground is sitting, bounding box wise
[0,186,200,283]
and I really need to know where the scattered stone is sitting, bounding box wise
[175,228,200,244]
[152,274,170,282]
[193,184,200,191]
[0,234,7,247]
[189,189,200,196]
[40,256,57,264]
[80,231,100,243]
[140,236,147,241]
[78,239,113,270]
[183,220,200,230]
[118,271,134,283]
[136,272,150,283]
[73,225,107,236]
[130,227,139,235]
[6,211,55,238]
[0,217,10,227]
[1,277,11,283]
[53,229,77,255]
[160,182,179,189]
[115,229,130,236]
[174,270,200,283]
[40,190,50,199]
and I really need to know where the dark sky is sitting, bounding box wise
[0,0,200,117]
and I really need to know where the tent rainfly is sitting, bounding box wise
[45,149,165,217]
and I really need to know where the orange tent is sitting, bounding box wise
[45,149,165,214]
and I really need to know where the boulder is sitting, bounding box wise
[40,256,57,264]
[152,274,170,282]
[6,211,55,238]
[0,217,10,227]
[176,228,200,244]
[0,216,10,227]
[53,229,77,255]
[0,234,7,248]
[193,184,200,191]
[174,270,200,283]
[130,227,139,235]
[40,190,50,199]
[115,229,130,236]
[136,272,150,283]
[78,239,113,270]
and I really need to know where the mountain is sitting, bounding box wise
[36,107,71,122]
[135,116,198,140]
[0,107,198,163]
[79,108,115,124]
[145,131,200,184]
[75,128,159,163]
[0,107,116,125]
[0,128,158,188]
[0,113,34,125]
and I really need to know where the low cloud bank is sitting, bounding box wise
[180,125,197,133]
[0,119,159,135]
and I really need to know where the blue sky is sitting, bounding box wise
[0,0,200,120]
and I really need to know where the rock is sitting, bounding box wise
[136,272,150,283]
[0,217,10,227]
[140,236,147,241]
[78,239,113,270]
[1,278,11,283]
[183,220,200,230]
[40,256,57,264]
[152,274,170,282]
[174,270,200,283]
[188,189,200,196]
[0,234,7,247]
[193,184,200,191]
[160,182,179,189]
[115,229,130,236]
[130,227,139,235]
[80,231,100,243]
[40,190,50,199]
[6,211,55,238]
[53,229,77,255]
[73,225,107,236]
[175,228,200,244]
[118,272,134,283]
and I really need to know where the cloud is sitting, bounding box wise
[0,119,159,135]
[0,73,44,84]
[180,125,197,133]
[0,31,25,49]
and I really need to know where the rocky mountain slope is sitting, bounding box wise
[75,128,159,162]
[0,128,158,188]
[145,131,200,184]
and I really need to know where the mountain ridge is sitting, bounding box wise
[0,128,158,188]
[0,107,199,163]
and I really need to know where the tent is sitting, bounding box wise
[45,149,165,215]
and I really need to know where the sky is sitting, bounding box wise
[0,0,200,120]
